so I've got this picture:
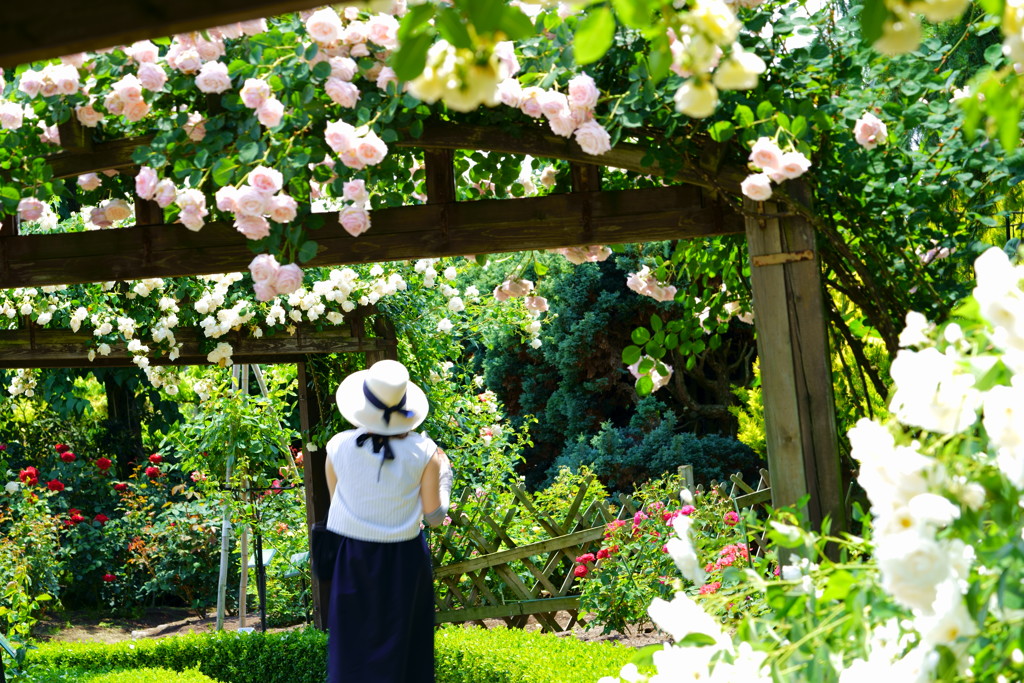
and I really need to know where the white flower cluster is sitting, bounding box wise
[8,368,37,397]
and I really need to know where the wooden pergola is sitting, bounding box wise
[0,0,845,629]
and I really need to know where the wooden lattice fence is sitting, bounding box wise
[430,466,772,632]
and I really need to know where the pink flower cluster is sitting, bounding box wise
[305,8,400,54]
[104,74,153,123]
[548,245,610,264]
[248,254,305,302]
[0,101,26,131]
[704,542,749,573]
[500,73,611,155]
[626,266,677,302]
[17,63,81,98]
[324,56,362,108]
[628,356,674,392]
[324,120,388,170]
[215,166,298,240]
[338,179,372,237]
[89,198,132,228]
[740,137,812,202]
[854,111,887,150]
[240,77,285,128]
[136,166,208,231]
[17,197,44,221]
[492,278,534,302]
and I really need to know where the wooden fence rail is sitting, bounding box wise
[429,467,771,632]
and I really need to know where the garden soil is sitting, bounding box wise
[34,609,666,649]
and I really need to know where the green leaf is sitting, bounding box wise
[631,327,651,345]
[211,158,237,186]
[733,104,754,127]
[500,6,536,40]
[398,3,436,41]
[391,31,437,81]
[756,100,775,120]
[677,633,717,647]
[611,0,654,29]
[650,314,663,332]
[709,120,735,142]
[311,61,332,80]
[297,240,319,263]
[636,374,654,396]
[463,0,504,33]
[860,0,887,46]
[238,142,260,164]
[574,7,616,65]
[622,345,642,365]
[436,8,474,49]
[534,261,549,276]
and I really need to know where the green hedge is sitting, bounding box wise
[83,667,223,683]
[25,626,637,683]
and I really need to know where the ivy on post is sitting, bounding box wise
[743,181,845,537]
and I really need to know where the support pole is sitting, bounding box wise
[743,182,845,534]
[298,360,329,629]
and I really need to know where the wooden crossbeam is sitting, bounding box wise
[0,185,741,289]
[0,1,323,69]
[0,322,395,369]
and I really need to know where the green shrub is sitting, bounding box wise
[83,667,223,683]
[24,625,639,683]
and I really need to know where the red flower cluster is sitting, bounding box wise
[268,479,285,494]
[148,453,163,464]
[68,508,86,525]
[698,581,722,595]
[96,457,112,472]
[145,466,161,478]
[60,451,77,463]
[94,513,110,525]
[604,519,627,537]
[113,482,128,492]
[705,543,750,573]
[102,573,116,583]
[47,479,65,492]
[54,443,71,454]
[573,564,589,578]
[18,466,38,485]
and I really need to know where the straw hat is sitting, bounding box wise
[335,360,428,436]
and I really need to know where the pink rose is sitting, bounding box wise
[194,61,232,93]
[50,64,80,95]
[253,279,277,301]
[366,14,399,49]
[273,264,304,294]
[568,73,599,111]
[184,112,206,141]
[78,173,102,191]
[234,214,271,239]
[498,79,522,108]
[524,296,549,313]
[18,69,44,98]
[343,21,368,45]
[249,253,280,283]
[342,179,368,203]
[240,19,268,35]
[326,78,360,108]
[214,23,244,40]
[90,207,112,228]
[268,194,298,223]
[17,197,44,221]
[103,198,132,222]
[0,102,24,131]
[324,120,357,154]
[171,47,202,74]
[247,165,283,194]
[127,40,159,63]
[494,41,520,79]
[519,87,544,118]
[136,166,159,200]
[104,91,125,116]
[179,207,206,231]
[547,112,575,138]
[122,99,151,123]
[37,122,59,145]
[233,186,269,217]
[306,8,343,44]
[195,36,225,62]
[767,151,811,182]
[854,112,887,150]
[137,62,167,91]
[539,90,570,120]
[740,172,772,201]
[573,120,611,155]
[330,57,358,81]
[339,205,371,236]
[113,74,144,102]
[257,97,284,127]
[354,131,388,166]
[240,78,272,109]
[749,137,782,171]
[376,66,398,92]
[215,186,238,212]
[75,103,104,127]
[153,179,178,208]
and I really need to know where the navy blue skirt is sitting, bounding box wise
[327,532,434,683]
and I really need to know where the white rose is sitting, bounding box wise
[740,172,773,201]
[712,50,766,91]
[673,79,718,118]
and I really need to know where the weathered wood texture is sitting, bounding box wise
[743,185,845,533]
[296,360,329,631]
[0,1,322,69]
[0,323,395,369]
[0,184,741,289]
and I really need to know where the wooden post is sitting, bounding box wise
[743,182,845,535]
[297,360,329,629]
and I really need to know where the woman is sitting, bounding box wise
[323,359,452,683]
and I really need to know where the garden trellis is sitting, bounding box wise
[0,0,847,631]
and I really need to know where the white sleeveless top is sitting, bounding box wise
[325,429,437,543]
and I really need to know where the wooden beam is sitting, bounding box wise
[434,596,580,625]
[0,185,742,288]
[297,360,329,630]
[47,135,153,179]
[0,1,323,69]
[0,324,391,369]
[743,183,845,534]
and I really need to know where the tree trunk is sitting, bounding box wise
[102,374,144,478]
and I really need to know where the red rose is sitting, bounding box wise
[0,443,7,451]
[113,482,128,491]
[148,453,163,464]
[94,514,110,525]
[145,466,161,478]
[574,553,596,564]
[18,467,38,485]
[47,479,65,492]
[60,451,77,463]
[55,443,70,453]
[69,513,86,525]
[102,573,116,583]
[596,548,610,560]
[573,564,589,578]
[269,479,284,494]
[723,511,740,527]
[96,457,112,471]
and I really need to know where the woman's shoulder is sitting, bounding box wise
[325,429,360,451]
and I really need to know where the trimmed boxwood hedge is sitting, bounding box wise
[25,626,639,683]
